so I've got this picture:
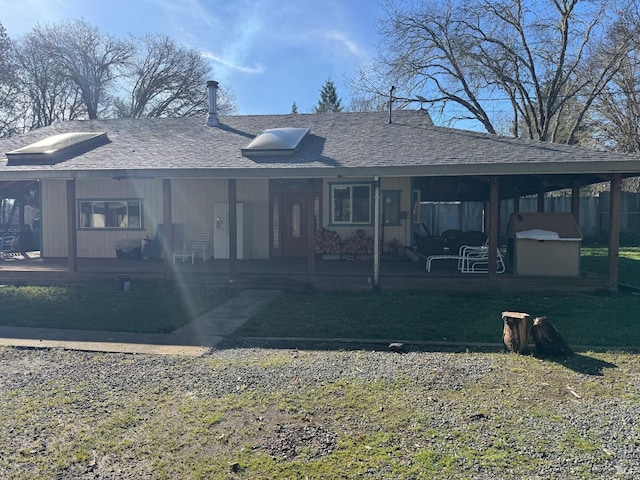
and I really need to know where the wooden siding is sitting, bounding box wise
[41,180,68,258]
[40,178,270,259]
[321,177,413,249]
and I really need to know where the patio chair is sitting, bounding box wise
[458,245,506,273]
[173,231,210,264]
[0,235,19,259]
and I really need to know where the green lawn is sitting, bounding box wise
[0,281,233,333]
[0,247,639,347]
[237,289,640,348]
[236,247,640,348]
[580,246,640,287]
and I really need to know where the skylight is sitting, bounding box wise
[6,132,108,165]
[241,127,309,156]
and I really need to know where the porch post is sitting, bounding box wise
[537,184,545,213]
[513,192,520,214]
[373,176,381,288]
[488,176,499,286]
[18,193,25,254]
[228,179,238,281]
[162,179,173,273]
[65,179,77,272]
[571,179,581,223]
[608,173,622,290]
[306,179,317,285]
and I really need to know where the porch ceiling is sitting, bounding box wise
[414,172,632,202]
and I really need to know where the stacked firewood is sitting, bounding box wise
[343,229,374,255]
[315,227,343,254]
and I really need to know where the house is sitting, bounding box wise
[1,81,639,290]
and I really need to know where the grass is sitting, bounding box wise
[0,247,638,346]
[580,246,640,287]
[236,247,640,348]
[237,289,640,348]
[0,280,233,333]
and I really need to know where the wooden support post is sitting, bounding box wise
[513,193,520,214]
[373,176,381,288]
[162,179,173,275]
[306,179,317,285]
[571,179,580,223]
[66,179,77,272]
[608,174,622,290]
[228,179,237,281]
[502,311,530,354]
[488,176,499,285]
[537,185,545,213]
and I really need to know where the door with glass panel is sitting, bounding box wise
[280,191,307,257]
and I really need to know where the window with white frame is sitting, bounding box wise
[78,200,142,229]
[330,183,372,225]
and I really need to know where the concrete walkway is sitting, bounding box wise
[0,289,281,357]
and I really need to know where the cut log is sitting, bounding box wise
[531,316,572,357]
[501,311,530,354]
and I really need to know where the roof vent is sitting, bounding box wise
[6,132,108,165]
[241,127,310,156]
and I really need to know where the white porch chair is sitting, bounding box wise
[426,243,505,273]
[0,235,19,259]
[458,245,506,273]
[173,231,210,264]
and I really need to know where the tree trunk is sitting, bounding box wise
[531,316,572,357]
[502,311,530,354]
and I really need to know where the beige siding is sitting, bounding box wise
[41,178,270,259]
[41,180,68,257]
[321,177,413,249]
[76,179,161,258]
[171,178,270,259]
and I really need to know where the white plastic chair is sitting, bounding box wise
[173,231,210,264]
[0,235,19,259]
[459,245,505,273]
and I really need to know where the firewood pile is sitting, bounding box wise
[315,227,342,254]
[315,228,374,256]
[343,229,374,255]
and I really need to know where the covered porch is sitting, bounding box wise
[0,252,610,292]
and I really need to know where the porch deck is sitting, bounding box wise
[0,252,609,292]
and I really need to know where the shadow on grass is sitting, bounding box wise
[534,352,618,376]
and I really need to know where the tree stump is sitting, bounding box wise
[501,311,530,354]
[531,316,572,357]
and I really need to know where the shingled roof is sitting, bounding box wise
[1,110,640,188]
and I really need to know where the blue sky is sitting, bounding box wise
[0,0,385,115]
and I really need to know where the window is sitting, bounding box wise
[330,183,372,225]
[79,200,142,229]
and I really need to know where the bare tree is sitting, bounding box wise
[41,19,133,119]
[591,8,640,153]
[0,21,20,138]
[13,27,86,130]
[360,0,635,143]
[115,34,211,118]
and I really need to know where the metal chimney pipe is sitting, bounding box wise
[206,80,219,126]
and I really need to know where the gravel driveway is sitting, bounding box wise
[0,342,638,479]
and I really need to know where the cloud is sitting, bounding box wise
[323,31,368,60]
[201,51,265,75]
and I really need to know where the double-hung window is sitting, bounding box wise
[79,199,142,229]
[330,183,372,225]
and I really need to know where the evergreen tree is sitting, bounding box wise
[314,79,343,113]
[291,101,298,114]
